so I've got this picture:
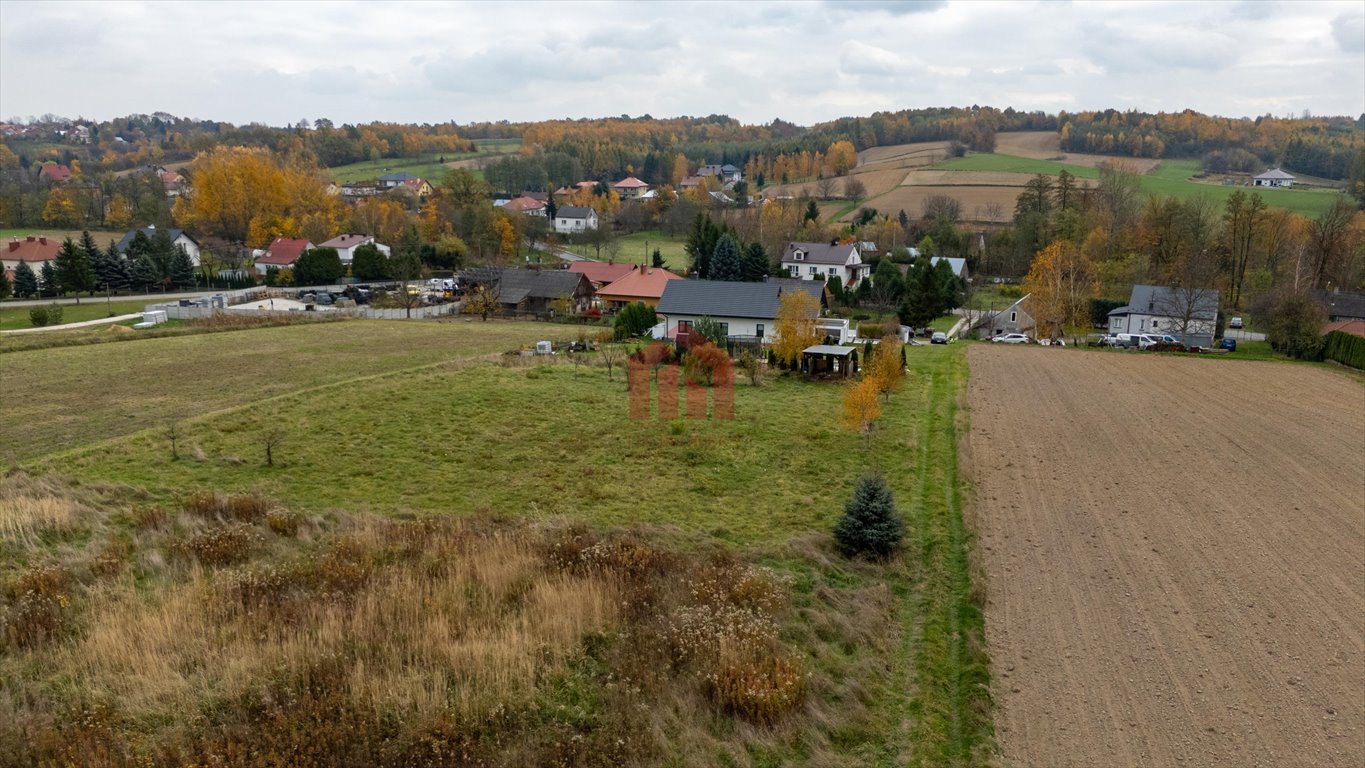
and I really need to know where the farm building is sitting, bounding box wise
[461,266,595,315]
[1108,285,1220,348]
[1253,168,1295,188]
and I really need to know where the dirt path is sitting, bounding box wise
[967,346,1365,768]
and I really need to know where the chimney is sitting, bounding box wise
[8,241,18,252]
[38,237,46,245]
[26,236,35,243]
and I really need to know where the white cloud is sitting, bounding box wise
[0,0,1360,126]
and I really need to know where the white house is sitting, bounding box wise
[654,278,824,342]
[317,233,391,266]
[1107,284,1220,347]
[780,241,870,287]
[114,226,202,267]
[1253,168,1295,188]
[554,206,599,234]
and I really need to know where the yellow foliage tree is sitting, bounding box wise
[105,194,134,230]
[1024,239,1097,340]
[825,141,858,176]
[42,188,81,228]
[867,335,904,401]
[671,154,689,186]
[495,216,519,262]
[772,290,821,367]
[173,146,341,247]
[842,376,882,434]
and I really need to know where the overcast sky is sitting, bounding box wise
[2,1,1362,127]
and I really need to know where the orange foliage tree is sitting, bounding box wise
[771,290,821,368]
[867,335,904,401]
[173,146,343,247]
[1024,239,1097,340]
[841,376,882,435]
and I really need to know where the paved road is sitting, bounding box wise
[526,238,593,263]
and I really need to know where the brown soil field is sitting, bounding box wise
[901,169,1098,188]
[861,185,1020,222]
[996,131,1162,173]
[966,346,1365,768]
[857,140,953,167]
[759,141,949,200]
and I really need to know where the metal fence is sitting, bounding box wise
[144,284,462,321]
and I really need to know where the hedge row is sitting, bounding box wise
[1323,330,1365,370]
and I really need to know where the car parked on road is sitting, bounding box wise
[1229,317,1244,329]
[992,333,1032,344]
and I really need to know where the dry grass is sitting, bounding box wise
[0,496,81,547]
[861,185,1024,223]
[993,131,1163,172]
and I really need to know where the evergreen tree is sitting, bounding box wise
[131,252,160,291]
[54,237,95,295]
[107,242,131,290]
[147,229,177,288]
[709,233,742,281]
[825,274,844,305]
[0,265,10,300]
[169,245,196,288]
[741,241,768,281]
[14,260,38,298]
[293,247,344,286]
[125,229,152,264]
[833,473,904,558]
[651,248,664,268]
[804,200,820,224]
[39,261,58,297]
[898,255,941,328]
[351,242,390,280]
[79,230,102,269]
[871,257,905,308]
[684,213,723,278]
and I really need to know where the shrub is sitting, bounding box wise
[45,303,63,325]
[614,301,657,339]
[181,524,258,566]
[834,473,904,558]
[2,564,73,649]
[28,306,49,327]
[264,509,302,536]
[1323,330,1365,370]
[183,491,269,523]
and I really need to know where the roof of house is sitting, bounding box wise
[503,195,548,213]
[496,268,593,303]
[783,241,860,265]
[613,176,649,188]
[39,164,72,182]
[1255,168,1296,180]
[1126,284,1220,320]
[319,233,374,249]
[255,238,313,266]
[930,256,968,277]
[656,279,821,320]
[1315,289,1365,320]
[568,261,635,285]
[401,177,430,191]
[679,175,703,187]
[557,205,596,219]
[596,265,683,301]
[1323,319,1365,338]
[3,235,61,263]
[379,171,419,182]
[115,226,197,253]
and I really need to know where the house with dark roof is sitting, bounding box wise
[974,293,1035,339]
[115,226,201,266]
[1314,290,1365,322]
[493,268,595,314]
[654,278,823,342]
[780,241,870,287]
[1253,168,1295,188]
[1108,284,1220,347]
[554,206,598,234]
[318,233,390,265]
[253,238,315,275]
[378,171,420,189]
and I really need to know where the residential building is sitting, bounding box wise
[595,265,683,310]
[568,260,635,288]
[654,278,823,342]
[1,235,61,274]
[612,176,651,199]
[253,238,314,276]
[1108,284,1220,347]
[318,233,390,265]
[479,267,595,315]
[554,206,599,234]
[378,171,420,189]
[1314,290,1365,322]
[697,164,742,183]
[401,177,433,198]
[780,241,870,287]
[340,183,382,198]
[115,226,202,266]
[975,293,1035,339]
[503,195,548,217]
[38,163,73,184]
[1253,168,1295,188]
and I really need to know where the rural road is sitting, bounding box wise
[526,238,593,263]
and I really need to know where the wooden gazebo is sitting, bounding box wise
[802,344,859,377]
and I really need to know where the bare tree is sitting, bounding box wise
[164,421,181,461]
[596,332,623,381]
[923,194,962,223]
[815,176,836,200]
[263,429,286,467]
[843,176,867,202]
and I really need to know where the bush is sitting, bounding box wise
[29,306,49,327]
[180,524,258,566]
[46,303,64,325]
[834,473,904,558]
[1265,291,1327,359]
[614,301,657,339]
[1323,330,1365,369]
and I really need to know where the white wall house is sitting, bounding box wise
[554,206,599,234]
[1253,168,1295,188]
[780,241,870,287]
[1107,284,1220,347]
[318,233,391,266]
[114,226,202,267]
[653,279,824,342]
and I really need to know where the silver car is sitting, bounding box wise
[992,333,1032,344]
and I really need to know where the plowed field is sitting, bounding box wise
[995,131,1163,172]
[967,346,1365,768]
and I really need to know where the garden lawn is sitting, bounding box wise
[0,298,148,331]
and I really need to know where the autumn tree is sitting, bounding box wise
[42,188,81,228]
[825,141,857,176]
[1223,190,1266,309]
[772,289,821,368]
[464,284,501,321]
[841,376,882,435]
[1024,240,1097,340]
[867,334,905,401]
[173,146,341,247]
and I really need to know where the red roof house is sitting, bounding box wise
[253,238,314,275]
[596,265,683,308]
[612,176,651,199]
[39,164,72,183]
[568,261,636,287]
[1,235,62,271]
[503,195,548,216]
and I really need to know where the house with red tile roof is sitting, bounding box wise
[595,265,683,309]
[612,176,651,199]
[38,164,73,184]
[253,238,314,275]
[401,177,433,198]
[502,195,548,217]
[568,260,635,288]
[1,235,62,273]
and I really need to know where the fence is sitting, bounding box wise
[145,284,462,321]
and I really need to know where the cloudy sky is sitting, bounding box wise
[1,1,1361,127]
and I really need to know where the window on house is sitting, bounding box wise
[755,323,764,338]
[809,266,818,275]
[794,252,804,261]
[1010,311,1017,323]
[1152,320,1159,328]
[718,322,729,337]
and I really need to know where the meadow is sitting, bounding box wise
[4,318,991,766]
[326,139,520,184]
[0,298,148,331]
[558,229,691,270]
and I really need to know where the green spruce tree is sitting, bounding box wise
[741,241,768,281]
[54,237,95,295]
[833,472,904,558]
[39,260,58,297]
[169,246,196,288]
[14,260,38,298]
[709,233,742,281]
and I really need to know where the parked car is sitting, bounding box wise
[931,332,949,344]
[1219,337,1237,351]
[1229,316,1244,329]
[992,333,1032,344]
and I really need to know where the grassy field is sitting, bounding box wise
[327,155,458,184]
[0,228,124,242]
[7,319,992,765]
[0,298,148,331]
[1137,159,1344,217]
[929,153,1100,179]
[556,229,691,270]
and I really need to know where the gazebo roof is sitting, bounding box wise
[804,344,857,356]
